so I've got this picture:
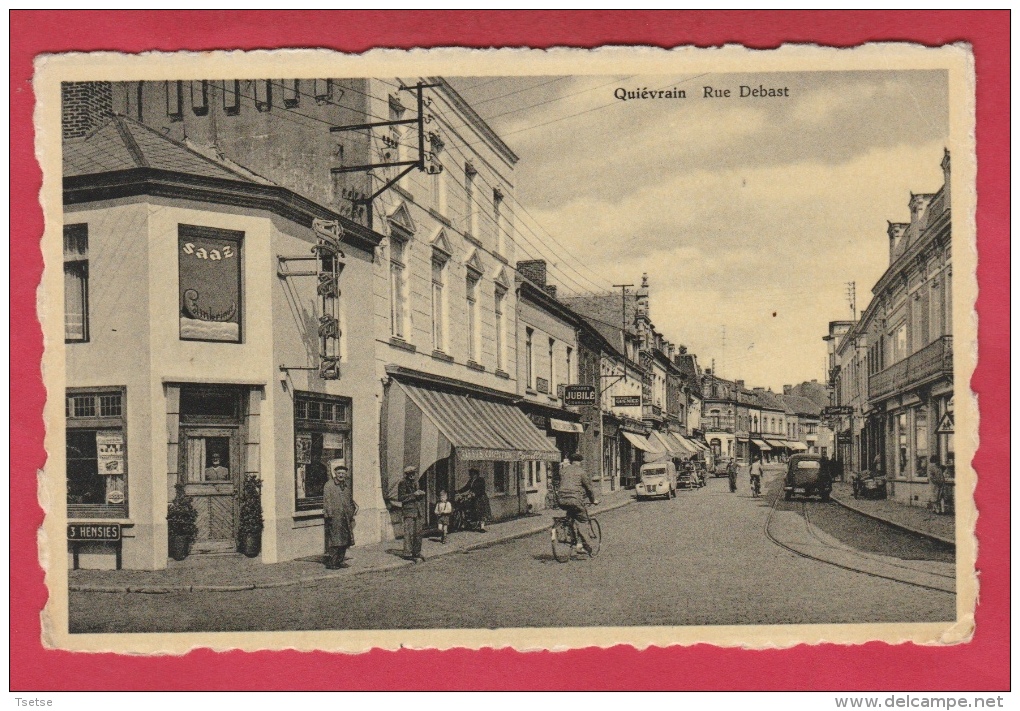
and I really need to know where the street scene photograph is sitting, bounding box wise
[48,49,972,643]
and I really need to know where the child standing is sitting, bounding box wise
[435,490,453,543]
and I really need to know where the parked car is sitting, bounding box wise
[636,462,677,500]
[784,454,832,501]
[852,472,888,500]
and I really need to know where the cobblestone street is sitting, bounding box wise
[70,469,955,633]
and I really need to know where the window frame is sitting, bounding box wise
[66,386,128,520]
[389,235,408,339]
[493,461,510,495]
[293,391,353,512]
[431,251,448,353]
[64,223,89,343]
[466,269,481,362]
[494,285,506,371]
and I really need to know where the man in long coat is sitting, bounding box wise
[396,465,427,561]
[323,461,357,569]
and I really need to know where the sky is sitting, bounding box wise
[448,71,949,391]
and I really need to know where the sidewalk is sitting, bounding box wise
[830,482,955,548]
[69,487,637,594]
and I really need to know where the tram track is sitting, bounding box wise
[764,487,956,595]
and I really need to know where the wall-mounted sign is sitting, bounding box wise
[535,377,549,394]
[563,385,597,406]
[821,406,854,417]
[614,395,641,408]
[68,523,121,541]
[936,412,954,435]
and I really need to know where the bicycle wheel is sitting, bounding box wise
[585,517,602,558]
[550,520,573,563]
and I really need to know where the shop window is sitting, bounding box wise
[493,461,509,494]
[896,412,909,479]
[914,410,929,479]
[294,392,352,511]
[66,388,127,519]
[64,224,89,342]
[178,225,243,343]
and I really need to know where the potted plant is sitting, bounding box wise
[167,484,198,561]
[238,473,264,558]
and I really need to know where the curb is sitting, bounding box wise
[70,495,637,594]
[831,495,955,548]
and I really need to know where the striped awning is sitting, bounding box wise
[766,439,788,449]
[622,431,654,452]
[382,379,561,501]
[786,441,808,451]
[667,433,699,455]
[402,382,561,462]
[751,438,772,451]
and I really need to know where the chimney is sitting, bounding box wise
[887,221,908,262]
[544,285,557,299]
[783,384,792,395]
[735,380,745,390]
[909,192,935,225]
[705,368,712,376]
[635,272,650,321]
[62,81,113,139]
[517,260,547,287]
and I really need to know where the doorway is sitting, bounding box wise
[180,426,240,553]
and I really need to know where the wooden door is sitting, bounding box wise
[180,427,240,553]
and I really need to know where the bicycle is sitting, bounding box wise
[750,475,761,498]
[550,503,602,563]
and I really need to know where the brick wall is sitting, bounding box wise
[62,82,113,139]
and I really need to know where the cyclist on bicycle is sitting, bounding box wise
[557,452,599,554]
[749,456,763,497]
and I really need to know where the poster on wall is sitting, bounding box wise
[178,226,242,342]
[95,431,124,476]
[295,434,312,465]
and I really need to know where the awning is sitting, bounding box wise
[766,439,788,449]
[786,441,808,451]
[622,431,654,452]
[669,433,699,455]
[549,418,584,434]
[751,438,772,451]
[382,379,562,497]
[651,431,682,455]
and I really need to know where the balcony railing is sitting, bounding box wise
[642,403,663,419]
[869,335,952,402]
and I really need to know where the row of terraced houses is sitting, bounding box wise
[61,77,742,570]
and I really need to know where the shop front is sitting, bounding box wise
[381,374,561,536]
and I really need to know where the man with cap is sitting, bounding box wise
[322,460,357,569]
[395,465,427,562]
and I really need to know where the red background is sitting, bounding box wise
[10,10,1010,691]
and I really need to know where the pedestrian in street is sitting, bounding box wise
[322,462,357,569]
[396,465,427,562]
[927,455,946,514]
[727,458,738,493]
[458,468,491,532]
[434,489,453,544]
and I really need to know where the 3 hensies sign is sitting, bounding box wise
[178,225,242,343]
